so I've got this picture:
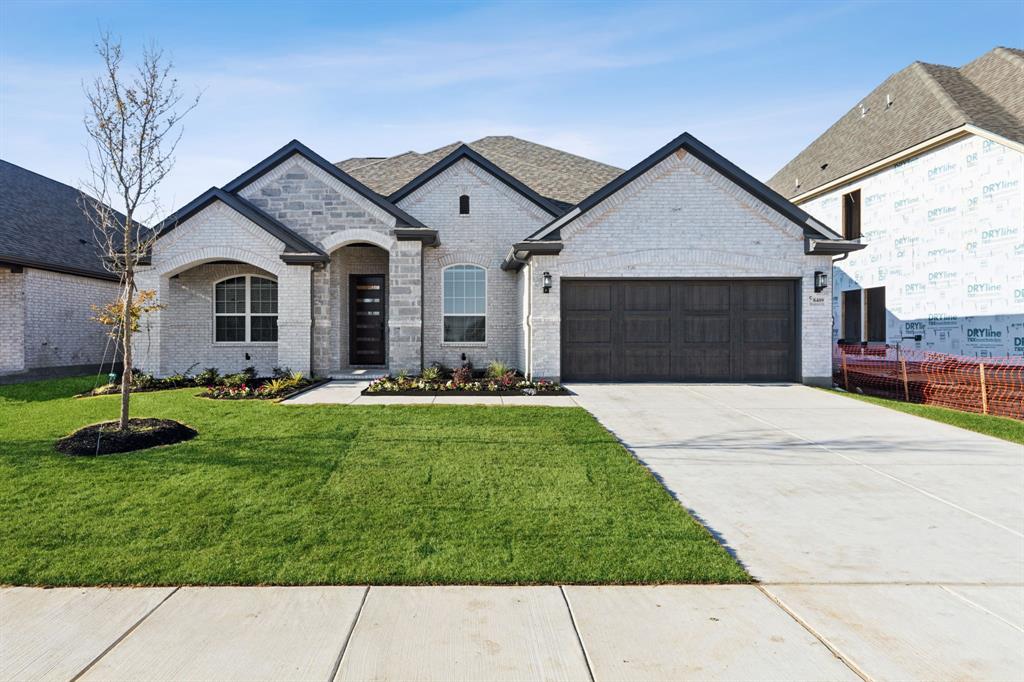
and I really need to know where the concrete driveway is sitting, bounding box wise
[570,382,1024,679]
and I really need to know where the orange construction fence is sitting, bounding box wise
[833,344,1024,420]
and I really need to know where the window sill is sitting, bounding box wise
[440,342,488,347]
[211,342,279,347]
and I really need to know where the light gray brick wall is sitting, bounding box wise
[15,269,119,371]
[134,201,312,376]
[157,263,280,376]
[397,158,550,371]
[529,149,834,383]
[0,270,26,373]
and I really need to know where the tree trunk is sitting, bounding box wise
[119,272,135,430]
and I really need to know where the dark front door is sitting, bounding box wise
[349,274,386,365]
[561,279,798,382]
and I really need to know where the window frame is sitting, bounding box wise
[842,189,861,240]
[459,194,470,215]
[841,288,862,343]
[441,263,487,345]
[212,274,279,345]
[865,286,886,343]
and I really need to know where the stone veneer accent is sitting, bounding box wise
[396,158,551,370]
[528,149,834,383]
[0,268,118,375]
[237,154,423,374]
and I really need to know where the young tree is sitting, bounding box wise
[81,33,198,430]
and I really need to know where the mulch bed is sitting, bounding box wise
[361,388,571,396]
[56,418,198,456]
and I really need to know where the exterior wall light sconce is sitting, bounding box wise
[814,271,827,293]
[542,271,552,293]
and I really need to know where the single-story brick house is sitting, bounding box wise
[0,160,121,378]
[134,133,862,384]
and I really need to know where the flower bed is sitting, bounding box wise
[84,366,321,401]
[364,363,567,396]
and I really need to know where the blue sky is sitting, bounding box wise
[1,0,1020,213]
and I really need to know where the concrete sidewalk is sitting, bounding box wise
[5,582,1021,681]
[4,584,866,681]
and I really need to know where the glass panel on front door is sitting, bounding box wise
[349,274,386,365]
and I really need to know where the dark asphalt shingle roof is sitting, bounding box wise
[336,136,623,206]
[768,47,1024,199]
[0,159,118,280]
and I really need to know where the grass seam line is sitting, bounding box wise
[756,585,873,682]
[560,586,596,682]
[328,585,370,681]
[69,585,181,682]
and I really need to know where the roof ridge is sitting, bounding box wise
[909,61,969,123]
[990,46,1024,67]
[471,135,623,172]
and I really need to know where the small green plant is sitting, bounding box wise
[421,366,441,382]
[486,360,511,379]
[261,378,292,396]
[397,369,409,381]
[271,366,292,380]
[195,367,220,386]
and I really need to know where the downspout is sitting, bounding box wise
[420,246,425,372]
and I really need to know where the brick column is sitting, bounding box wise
[132,267,165,375]
[528,255,561,380]
[276,264,313,375]
[388,240,423,373]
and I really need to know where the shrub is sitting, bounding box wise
[271,366,292,380]
[451,366,473,387]
[421,366,441,382]
[486,361,512,379]
[195,367,220,386]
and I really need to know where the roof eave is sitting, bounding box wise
[394,228,440,247]
[500,241,563,271]
[804,237,868,255]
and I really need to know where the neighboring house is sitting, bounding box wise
[0,160,121,377]
[768,46,1024,358]
[134,133,859,384]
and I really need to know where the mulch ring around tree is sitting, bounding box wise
[55,418,197,456]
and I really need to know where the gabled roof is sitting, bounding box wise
[768,46,1024,199]
[222,139,426,228]
[387,144,563,216]
[0,159,118,280]
[525,132,842,243]
[337,135,623,206]
[155,187,326,257]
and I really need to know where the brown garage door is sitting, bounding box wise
[561,279,798,382]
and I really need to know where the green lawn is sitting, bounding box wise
[824,389,1024,445]
[0,376,747,586]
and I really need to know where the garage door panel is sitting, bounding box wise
[564,315,611,343]
[563,348,612,380]
[624,283,671,311]
[677,283,730,311]
[624,348,672,379]
[743,317,791,344]
[672,349,732,380]
[564,283,612,311]
[740,349,792,380]
[743,282,792,311]
[562,280,797,382]
[678,316,730,344]
[625,316,671,344]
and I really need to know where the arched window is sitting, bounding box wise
[459,194,470,215]
[214,275,278,343]
[443,265,485,343]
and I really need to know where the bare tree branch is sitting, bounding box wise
[80,31,199,430]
